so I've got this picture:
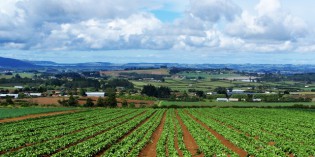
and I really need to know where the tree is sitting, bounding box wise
[157,86,171,98]
[84,98,94,107]
[5,97,14,104]
[214,87,227,95]
[196,90,205,98]
[80,88,87,96]
[105,88,117,108]
[68,95,78,107]
[96,97,105,107]
[122,99,128,108]
[141,84,157,97]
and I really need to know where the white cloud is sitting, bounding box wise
[226,0,308,41]
[189,0,241,22]
[36,13,162,50]
[0,0,314,56]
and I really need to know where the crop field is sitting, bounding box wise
[0,108,314,157]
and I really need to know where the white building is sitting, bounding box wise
[0,94,19,99]
[229,98,239,102]
[216,98,229,102]
[86,92,105,97]
[231,89,245,94]
[253,98,262,102]
[29,93,42,97]
[14,86,23,89]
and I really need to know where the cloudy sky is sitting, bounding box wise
[0,0,315,64]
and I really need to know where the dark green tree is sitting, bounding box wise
[141,84,157,97]
[105,88,117,108]
[196,90,205,98]
[5,97,14,104]
[68,95,78,107]
[84,98,94,107]
[96,97,105,107]
[122,99,128,108]
[80,88,87,96]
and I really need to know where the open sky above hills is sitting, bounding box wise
[0,0,315,64]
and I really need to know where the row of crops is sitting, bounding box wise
[0,108,314,156]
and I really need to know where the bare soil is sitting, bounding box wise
[175,110,203,157]
[0,110,77,123]
[138,111,166,157]
[186,111,248,157]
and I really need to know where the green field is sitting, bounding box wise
[0,108,314,156]
[132,77,304,92]
[0,107,76,119]
[0,72,35,79]
[160,100,315,107]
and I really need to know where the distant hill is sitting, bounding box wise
[0,57,38,68]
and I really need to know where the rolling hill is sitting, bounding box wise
[0,57,38,68]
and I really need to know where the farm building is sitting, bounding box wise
[14,86,23,89]
[29,93,42,97]
[0,94,19,99]
[229,98,239,102]
[216,98,229,102]
[86,92,105,97]
[253,98,262,102]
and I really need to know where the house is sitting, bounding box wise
[86,92,105,97]
[216,98,229,102]
[231,89,245,94]
[229,98,239,102]
[207,92,217,95]
[14,86,23,89]
[29,93,42,97]
[0,94,19,99]
[253,98,262,102]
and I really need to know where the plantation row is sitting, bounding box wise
[0,108,314,156]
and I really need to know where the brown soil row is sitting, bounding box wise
[186,111,248,157]
[175,110,203,157]
[45,111,147,157]
[138,111,166,157]
[0,110,78,123]
[94,111,157,157]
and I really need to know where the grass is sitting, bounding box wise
[0,73,35,79]
[0,107,77,119]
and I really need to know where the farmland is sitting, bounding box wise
[0,107,76,119]
[0,108,314,157]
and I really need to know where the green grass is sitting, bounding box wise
[159,100,315,107]
[0,107,77,119]
[0,73,35,79]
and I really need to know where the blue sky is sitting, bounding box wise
[0,0,315,64]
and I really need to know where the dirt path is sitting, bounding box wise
[138,111,166,157]
[0,110,78,123]
[175,110,203,157]
[186,111,248,157]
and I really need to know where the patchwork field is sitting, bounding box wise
[0,108,314,157]
[100,69,169,77]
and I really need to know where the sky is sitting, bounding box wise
[1,0,315,64]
